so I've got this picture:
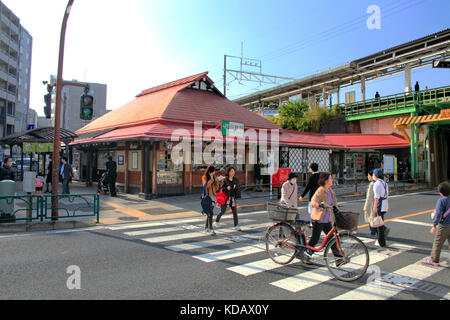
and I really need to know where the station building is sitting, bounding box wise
[71,72,410,198]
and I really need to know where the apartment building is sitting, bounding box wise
[49,75,107,133]
[0,1,32,158]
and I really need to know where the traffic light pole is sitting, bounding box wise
[51,0,75,220]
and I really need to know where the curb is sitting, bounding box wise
[0,220,98,234]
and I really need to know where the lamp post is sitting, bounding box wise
[51,0,75,220]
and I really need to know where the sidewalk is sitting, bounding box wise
[0,179,430,234]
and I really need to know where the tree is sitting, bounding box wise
[268,100,342,133]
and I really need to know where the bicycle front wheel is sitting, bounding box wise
[265,223,298,265]
[324,233,369,282]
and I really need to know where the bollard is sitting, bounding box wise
[23,172,36,222]
[0,180,16,223]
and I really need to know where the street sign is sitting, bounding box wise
[222,121,244,138]
[433,60,450,69]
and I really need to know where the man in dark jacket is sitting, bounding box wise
[0,157,15,181]
[300,163,320,216]
[106,156,117,197]
[45,156,52,193]
[0,157,15,182]
[60,156,72,194]
[254,159,263,192]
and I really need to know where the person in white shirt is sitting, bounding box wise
[372,169,390,247]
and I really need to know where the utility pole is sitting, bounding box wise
[52,0,74,220]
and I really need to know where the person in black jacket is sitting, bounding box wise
[45,156,52,193]
[60,156,72,194]
[0,157,15,182]
[300,163,320,217]
[106,156,117,197]
[215,166,241,230]
[254,159,263,192]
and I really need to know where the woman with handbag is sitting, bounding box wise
[371,168,389,247]
[363,170,377,237]
[306,172,343,265]
[215,167,241,231]
[201,166,223,235]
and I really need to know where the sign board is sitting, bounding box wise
[222,121,244,138]
[383,155,396,175]
[27,124,35,131]
[23,143,55,153]
[271,168,292,188]
[433,60,450,69]
[441,109,450,118]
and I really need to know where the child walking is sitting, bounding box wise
[425,182,450,267]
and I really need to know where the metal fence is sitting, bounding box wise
[0,194,100,224]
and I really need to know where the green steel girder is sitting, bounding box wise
[346,106,417,121]
[343,85,450,121]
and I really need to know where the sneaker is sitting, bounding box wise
[233,225,241,231]
[424,258,440,267]
[213,222,221,228]
[374,240,380,247]
[209,229,216,236]
[301,257,314,265]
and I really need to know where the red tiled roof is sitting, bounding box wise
[73,122,409,150]
[76,72,278,135]
[136,71,211,97]
[280,130,409,149]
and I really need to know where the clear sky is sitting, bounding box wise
[5,0,450,117]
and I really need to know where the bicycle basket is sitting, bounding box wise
[334,211,360,231]
[267,202,297,221]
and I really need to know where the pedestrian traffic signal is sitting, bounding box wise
[80,92,94,120]
[44,93,52,119]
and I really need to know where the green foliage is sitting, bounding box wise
[270,100,342,133]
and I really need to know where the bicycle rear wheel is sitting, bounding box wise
[324,233,369,282]
[265,223,298,265]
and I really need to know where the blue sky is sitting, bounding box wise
[7,0,450,115]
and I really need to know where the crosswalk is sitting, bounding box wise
[106,212,450,300]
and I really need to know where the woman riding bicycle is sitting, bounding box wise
[305,172,343,264]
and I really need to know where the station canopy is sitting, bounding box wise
[0,127,78,147]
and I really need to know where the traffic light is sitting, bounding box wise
[433,60,450,69]
[80,88,94,120]
[44,93,52,119]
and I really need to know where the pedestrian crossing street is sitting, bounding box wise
[107,211,450,300]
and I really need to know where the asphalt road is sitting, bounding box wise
[0,191,448,302]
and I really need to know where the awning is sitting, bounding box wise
[0,127,78,146]
[394,109,450,127]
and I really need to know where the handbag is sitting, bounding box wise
[370,213,385,228]
[215,188,227,206]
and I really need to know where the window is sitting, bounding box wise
[132,152,138,169]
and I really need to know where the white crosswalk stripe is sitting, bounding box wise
[109,214,449,299]
[142,223,270,244]
[269,243,415,293]
[333,256,447,300]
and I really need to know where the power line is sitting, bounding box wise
[228,0,428,100]
[260,0,426,62]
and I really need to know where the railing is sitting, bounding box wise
[0,194,100,224]
[340,85,450,120]
[239,172,427,200]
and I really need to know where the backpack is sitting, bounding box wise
[36,176,44,188]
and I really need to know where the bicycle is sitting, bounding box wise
[265,203,369,282]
